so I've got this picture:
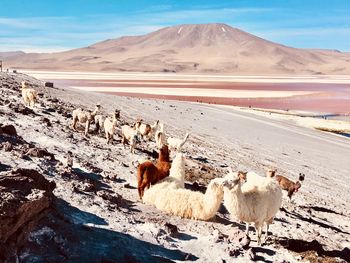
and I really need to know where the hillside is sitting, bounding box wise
[3,23,350,74]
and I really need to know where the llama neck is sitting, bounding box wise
[91,107,99,117]
[225,183,244,216]
[159,154,169,162]
[203,183,224,219]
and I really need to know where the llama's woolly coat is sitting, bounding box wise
[223,171,282,244]
[21,81,38,107]
[143,177,225,221]
[121,125,138,153]
[104,114,119,144]
[224,171,282,224]
[168,152,186,188]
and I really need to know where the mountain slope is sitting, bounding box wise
[4,23,350,74]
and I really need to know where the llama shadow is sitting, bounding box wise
[0,162,11,172]
[280,207,349,235]
[22,198,199,262]
[299,205,343,216]
[278,238,350,262]
[252,247,276,263]
[137,147,159,159]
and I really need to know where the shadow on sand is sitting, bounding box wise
[20,199,198,263]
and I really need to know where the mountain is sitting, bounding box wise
[3,23,350,74]
[0,51,25,58]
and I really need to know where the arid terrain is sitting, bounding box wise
[1,23,350,74]
[1,72,350,262]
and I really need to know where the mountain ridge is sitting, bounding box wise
[2,23,350,74]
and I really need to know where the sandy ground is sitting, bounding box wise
[1,72,350,262]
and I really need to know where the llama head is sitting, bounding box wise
[114,109,121,118]
[294,181,302,192]
[237,171,247,182]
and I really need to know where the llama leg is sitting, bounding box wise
[245,223,250,236]
[255,224,262,245]
[72,118,78,130]
[264,223,269,242]
[85,121,90,136]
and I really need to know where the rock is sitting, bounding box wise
[11,103,35,115]
[2,141,13,152]
[226,245,240,257]
[26,147,55,161]
[163,222,178,237]
[228,228,250,249]
[0,168,55,261]
[41,117,52,127]
[0,124,17,136]
[97,191,125,206]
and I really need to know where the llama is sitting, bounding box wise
[135,119,159,140]
[267,169,305,200]
[94,114,105,134]
[155,123,166,149]
[167,133,189,151]
[72,104,101,136]
[21,81,38,107]
[121,124,139,154]
[223,170,282,245]
[141,152,186,205]
[143,177,228,221]
[104,110,120,144]
[137,145,171,199]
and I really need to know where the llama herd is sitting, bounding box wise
[20,80,306,246]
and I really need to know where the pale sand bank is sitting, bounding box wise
[70,86,317,98]
[21,70,350,84]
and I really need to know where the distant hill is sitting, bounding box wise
[3,23,350,74]
[0,51,25,58]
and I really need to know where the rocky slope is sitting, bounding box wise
[0,72,349,262]
[3,23,350,74]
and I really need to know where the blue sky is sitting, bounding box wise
[1,0,349,52]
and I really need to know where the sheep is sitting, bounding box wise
[72,104,101,136]
[155,123,166,149]
[267,169,305,200]
[167,133,189,151]
[135,119,159,140]
[137,145,171,199]
[121,124,139,154]
[21,81,38,107]
[143,177,228,221]
[222,170,282,245]
[104,110,120,144]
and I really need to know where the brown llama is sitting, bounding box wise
[137,145,171,199]
[267,169,305,199]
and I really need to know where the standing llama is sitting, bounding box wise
[223,169,282,245]
[21,81,38,107]
[104,110,120,144]
[72,104,101,136]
